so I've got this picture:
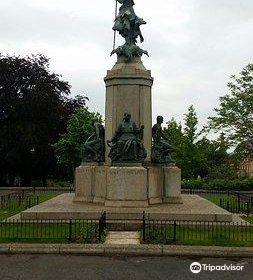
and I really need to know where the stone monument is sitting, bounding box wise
[74,0,182,206]
[20,1,234,224]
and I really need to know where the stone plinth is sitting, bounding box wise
[104,57,153,163]
[74,164,182,207]
[146,166,163,205]
[105,166,148,207]
[163,166,183,204]
[74,165,108,204]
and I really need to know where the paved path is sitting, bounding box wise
[105,231,140,244]
[0,255,252,280]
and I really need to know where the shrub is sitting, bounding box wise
[181,177,253,191]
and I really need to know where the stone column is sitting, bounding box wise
[104,57,154,164]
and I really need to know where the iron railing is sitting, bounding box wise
[219,198,252,216]
[0,196,40,211]
[0,213,106,243]
[142,213,253,246]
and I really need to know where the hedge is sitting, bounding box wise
[182,177,253,191]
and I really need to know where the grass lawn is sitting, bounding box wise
[0,220,100,243]
[0,193,57,221]
[241,215,253,224]
[203,194,235,204]
[35,193,57,203]
[142,223,253,247]
[0,193,102,243]
[202,194,251,214]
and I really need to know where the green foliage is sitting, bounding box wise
[184,105,198,143]
[52,108,102,176]
[242,215,253,224]
[47,179,73,188]
[0,53,88,186]
[142,224,253,247]
[207,64,253,148]
[181,178,203,189]
[0,194,57,221]
[182,177,253,191]
[164,106,234,179]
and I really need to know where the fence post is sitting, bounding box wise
[247,202,250,217]
[237,192,240,200]
[99,218,102,243]
[219,198,222,208]
[18,196,21,206]
[173,221,177,244]
[226,201,230,211]
[99,211,106,243]
[142,211,146,242]
[69,219,72,241]
[104,211,106,228]
[28,198,31,208]
[36,196,39,205]
[238,197,241,212]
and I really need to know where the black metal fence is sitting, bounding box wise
[142,214,253,246]
[99,211,106,242]
[0,195,40,211]
[183,189,253,202]
[182,189,253,215]
[219,198,252,216]
[34,187,75,195]
[0,212,106,243]
[0,187,74,198]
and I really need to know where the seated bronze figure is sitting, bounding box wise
[152,116,175,164]
[107,113,147,162]
[81,118,105,162]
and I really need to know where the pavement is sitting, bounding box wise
[105,231,141,245]
[1,243,253,258]
[0,254,252,280]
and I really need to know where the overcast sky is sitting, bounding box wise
[0,0,252,132]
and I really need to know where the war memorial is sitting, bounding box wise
[20,0,233,225]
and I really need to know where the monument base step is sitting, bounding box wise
[163,197,183,204]
[20,193,233,223]
[105,200,149,208]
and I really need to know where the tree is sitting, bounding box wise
[196,133,235,180]
[181,105,201,178]
[184,105,198,144]
[163,118,184,168]
[163,106,233,179]
[0,53,86,186]
[207,64,253,148]
[53,108,102,177]
[163,106,200,179]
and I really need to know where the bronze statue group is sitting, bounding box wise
[82,114,175,165]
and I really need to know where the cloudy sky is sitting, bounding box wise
[0,0,252,132]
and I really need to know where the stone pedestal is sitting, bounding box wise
[146,166,163,204]
[163,166,183,204]
[105,166,148,207]
[104,57,153,163]
[74,164,108,203]
[74,164,182,206]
